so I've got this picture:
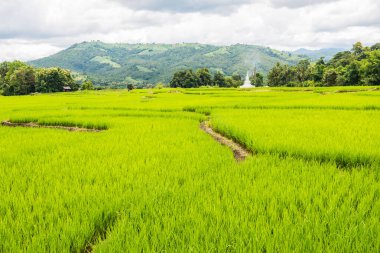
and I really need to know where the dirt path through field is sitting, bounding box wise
[1,121,102,132]
[200,121,251,162]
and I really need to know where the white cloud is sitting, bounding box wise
[112,0,253,13]
[268,0,340,9]
[0,40,62,61]
[0,0,379,61]
[311,0,380,32]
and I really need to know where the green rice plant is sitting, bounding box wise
[211,108,380,168]
[0,88,379,252]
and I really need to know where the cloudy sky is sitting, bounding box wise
[1,0,379,61]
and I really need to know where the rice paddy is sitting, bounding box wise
[0,87,379,252]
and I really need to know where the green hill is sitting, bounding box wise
[31,41,307,87]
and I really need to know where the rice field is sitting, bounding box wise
[0,87,379,252]
[211,108,380,167]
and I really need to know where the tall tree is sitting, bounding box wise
[169,70,198,88]
[213,72,227,87]
[362,50,380,85]
[344,61,361,85]
[231,73,243,87]
[352,42,365,59]
[311,58,325,83]
[82,79,94,90]
[295,59,311,84]
[36,68,77,92]
[268,63,295,86]
[196,68,213,86]
[323,69,338,86]
[6,67,36,95]
[329,51,352,67]
[370,43,380,51]
[250,73,264,86]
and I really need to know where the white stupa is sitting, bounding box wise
[240,71,255,88]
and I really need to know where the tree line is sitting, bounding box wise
[267,42,380,87]
[169,68,265,88]
[0,61,80,96]
[169,42,379,88]
[3,42,378,94]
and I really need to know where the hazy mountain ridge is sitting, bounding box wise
[292,48,346,61]
[31,41,318,87]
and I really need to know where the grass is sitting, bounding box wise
[0,87,379,252]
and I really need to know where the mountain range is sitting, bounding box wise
[30,41,342,87]
[292,48,345,61]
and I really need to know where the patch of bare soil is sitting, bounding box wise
[168,90,182,93]
[320,87,379,95]
[1,121,102,132]
[200,121,251,162]
[246,89,272,93]
[336,89,370,93]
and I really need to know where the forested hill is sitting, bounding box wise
[30,41,307,87]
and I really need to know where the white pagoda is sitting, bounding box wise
[240,71,255,88]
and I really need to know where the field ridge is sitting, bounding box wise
[200,121,251,162]
[1,120,104,132]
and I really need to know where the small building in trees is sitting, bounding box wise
[63,86,72,92]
